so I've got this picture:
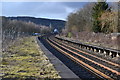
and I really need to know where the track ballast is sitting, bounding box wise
[38,35,120,80]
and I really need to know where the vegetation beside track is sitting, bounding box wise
[1,36,60,79]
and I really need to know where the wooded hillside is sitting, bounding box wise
[7,17,66,31]
[2,17,51,50]
[61,1,120,50]
[63,1,119,38]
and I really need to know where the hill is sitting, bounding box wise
[7,16,66,31]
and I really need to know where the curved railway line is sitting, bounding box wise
[38,35,120,80]
[52,37,120,68]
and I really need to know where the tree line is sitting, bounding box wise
[64,1,119,37]
[2,16,51,49]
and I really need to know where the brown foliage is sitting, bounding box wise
[99,11,118,33]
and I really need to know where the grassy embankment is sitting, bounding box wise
[0,36,60,79]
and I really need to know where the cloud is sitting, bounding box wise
[61,2,87,8]
[33,2,66,14]
[2,2,86,20]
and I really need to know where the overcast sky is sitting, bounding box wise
[2,2,87,20]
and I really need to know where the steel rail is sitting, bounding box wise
[49,38,120,76]
[46,38,114,80]
[53,37,120,67]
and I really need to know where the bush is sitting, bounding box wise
[67,32,72,38]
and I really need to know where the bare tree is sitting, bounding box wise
[2,17,51,50]
[65,2,95,37]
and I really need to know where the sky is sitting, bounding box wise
[2,2,87,20]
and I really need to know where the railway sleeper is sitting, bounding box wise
[55,37,120,58]
[49,38,119,79]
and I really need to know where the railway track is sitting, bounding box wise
[38,35,120,80]
[52,37,120,67]
[53,38,120,68]
[39,35,103,80]
[47,36,120,80]
[50,37,120,68]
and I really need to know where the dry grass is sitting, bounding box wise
[58,32,120,50]
[1,36,60,79]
